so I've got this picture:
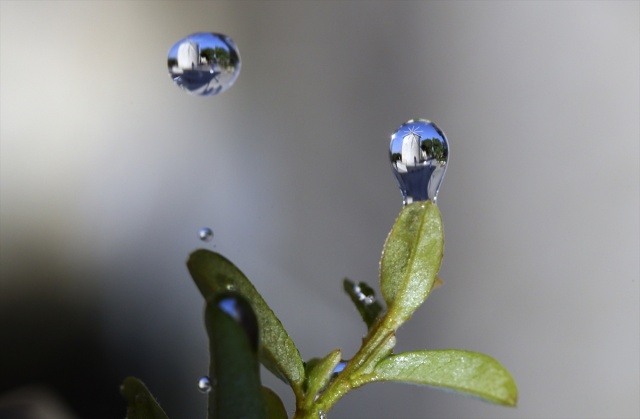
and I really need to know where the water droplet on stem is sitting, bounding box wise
[198,376,212,393]
[390,119,449,205]
[168,33,240,96]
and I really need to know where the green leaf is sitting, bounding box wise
[343,279,384,330]
[205,293,267,419]
[187,249,305,391]
[357,350,518,406]
[304,349,342,404]
[120,376,170,419]
[380,201,444,326]
[262,387,288,419]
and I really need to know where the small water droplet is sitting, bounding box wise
[198,376,212,393]
[168,33,240,96]
[318,410,327,419]
[353,284,375,305]
[199,227,214,242]
[390,119,449,205]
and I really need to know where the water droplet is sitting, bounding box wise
[353,284,375,305]
[198,376,212,393]
[168,33,240,96]
[318,410,327,419]
[390,119,449,205]
[198,227,214,242]
[215,293,259,350]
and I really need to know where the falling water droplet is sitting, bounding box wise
[390,119,449,205]
[318,410,327,419]
[198,376,212,393]
[168,33,240,96]
[199,227,214,242]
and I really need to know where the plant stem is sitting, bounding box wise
[293,316,397,419]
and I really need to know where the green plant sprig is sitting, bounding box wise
[121,201,517,418]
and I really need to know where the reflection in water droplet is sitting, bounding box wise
[198,376,212,393]
[168,33,240,96]
[390,119,449,205]
[318,410,327,419]
[199,227,214,242]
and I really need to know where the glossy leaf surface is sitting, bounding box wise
[188,250,305,390]
[359,350,518,406]
[380,201,444,326]
[205,293,266,419]
[343,279,384,330]
[121,376,170,419]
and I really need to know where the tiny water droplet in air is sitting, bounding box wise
[390,119,449,205]
[199,227,214,242]
[198,376,212,393]
[168,33,240,96]
[318,410,327,419]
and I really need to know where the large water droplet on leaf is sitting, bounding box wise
[168,33,240,96]
[390,119,449,205]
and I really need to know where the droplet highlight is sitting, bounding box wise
[168,33,240,96]
[198,376,212,393]
[198,227,214,242]
[353,284,375,305]
[318,410,327,419]
[390,119,449,205]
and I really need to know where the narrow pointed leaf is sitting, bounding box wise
[380,201,444,326]
[304,349,342,404]
[359,350,518,406]
[343,279,384,330]
[262,387,288,419]
[205,293,267,419]
[188,249,305,390]
[121,376,170,419]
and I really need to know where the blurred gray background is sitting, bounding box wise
[1,2,638,418]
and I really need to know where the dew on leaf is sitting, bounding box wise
[353,284,375,305]
[168,33,240,96]
[390,119,449,205]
